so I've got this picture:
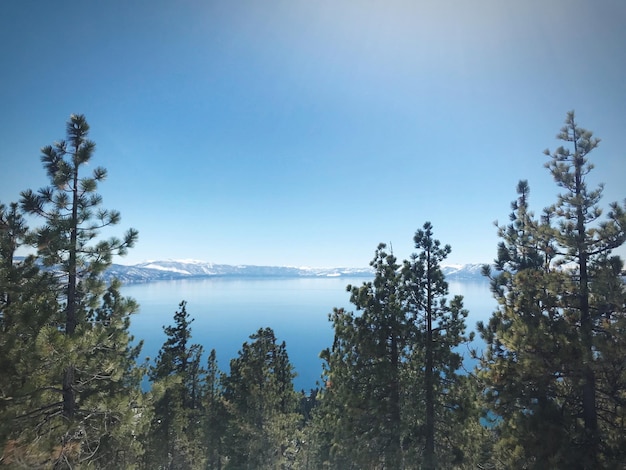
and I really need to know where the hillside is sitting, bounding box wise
[104,259,489,283]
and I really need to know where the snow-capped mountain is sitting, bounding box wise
[104,260,374,283]
[103,260,489,284]
[441,263,487,280]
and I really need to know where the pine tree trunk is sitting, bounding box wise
[62,365,76,418]
[575,269,598,468]
[389,332,401,467]
[574,149,598,465]
[580,255,598,448]
[62,156,80,419]
[424,272,435,469]
[66,162,79,336]
[578,211,598,465]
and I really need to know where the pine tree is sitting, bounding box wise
[479,112,626,468]
[318,231,477,469]
[0,202,27,310]
[543,111,626,465]
[6,114,146,468]
[0,203,59,340]
[478,182,574,467]
[146,300,207,469]
[21,115,138,337]
[222,327,300,469]
[402,222,475,468]
[202,348,228,470]
[318,244,408,468]
[0,202,60,460]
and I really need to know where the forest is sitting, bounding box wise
[1,112,625,469]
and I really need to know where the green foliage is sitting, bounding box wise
[202,349,228,470]
[146,300,207,470]
[316,227,481,469]
[0,267,148,469]
[403,222,475,469]
[0,115,146,468]
[479,112,626,468]
[317,245,408,468]
[0,202,61,459]
[222,327,300,469]
[20,114,138,334]
[3,110,623,469]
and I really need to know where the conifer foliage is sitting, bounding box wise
[1,114,145,468]
[317,225,479,469]
[479,112,626,468]
[318,244,408,468]
[2,111,624,469]
[146,300,207,469]
[144,306,300,469]
[0,202,61,461]
[222,327,301,469]
[403,222,477,468]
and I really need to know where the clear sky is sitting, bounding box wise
[1,0,625,267]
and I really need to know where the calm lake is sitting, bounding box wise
[122,277,496,392]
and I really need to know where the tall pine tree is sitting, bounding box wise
[146,300,207,469]
[222,327,300,470]
[318,228,478,469]
[7,114,146,468]
[479,182,574,467]
[402,222,474,468]
[202,348,228,470]
[319,244,408,468]
[0,202,60,460]
[479,112,626,468]
[543,111,626,464]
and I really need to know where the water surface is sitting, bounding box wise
[123,277,495,391]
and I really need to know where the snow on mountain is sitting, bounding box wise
[441,263,487,280]
[103,260,489,284]
[137,260,216,276]
[16,256,622,284]
[140,263,192,275]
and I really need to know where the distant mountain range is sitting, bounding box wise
[102,259,489,284]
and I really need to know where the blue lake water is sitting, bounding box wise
[122,277,495,392]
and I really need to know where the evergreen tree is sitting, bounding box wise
[21,114,138,338]
[318,230,478,469]
[543,111,626,465]
[478,182,574,467]
[402,222,475,468]
[3,114,146,468]
[146,300,207,469]
[318,244,408,468]
[0,202,60,461]
[0,202,27,310]
[202,348,228,470]
[222,327,300,469]
[0,203,59,344]
[479,112,626,468]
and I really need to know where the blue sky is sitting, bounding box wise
[2,0,625,267]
